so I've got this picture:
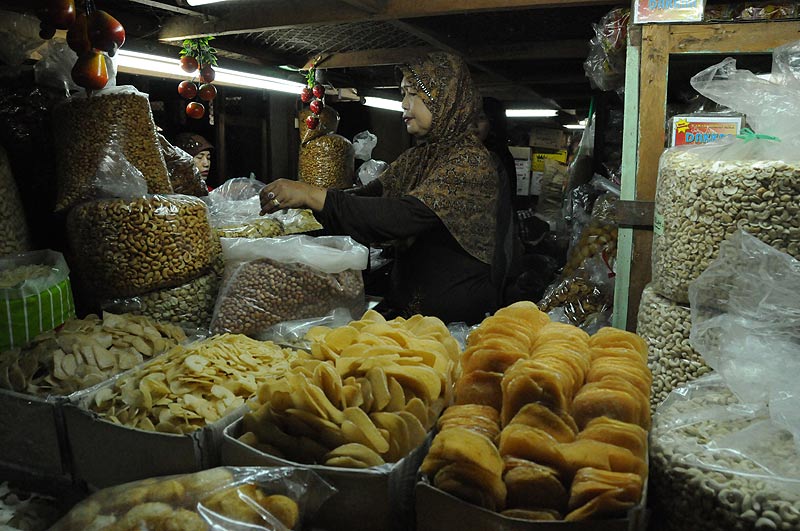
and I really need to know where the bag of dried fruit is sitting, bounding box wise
[652,42,800,303]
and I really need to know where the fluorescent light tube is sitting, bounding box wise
[363,97,403,112]
[115,50,305,94]
[506,109,558,118]
[565,124,585,130]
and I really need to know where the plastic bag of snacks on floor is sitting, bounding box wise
[0,312,186,396]
[422,302,650,521]
[0,250,75,352]
[50,466,335,531]
[211,236,367,338]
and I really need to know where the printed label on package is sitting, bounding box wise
[653,211,665,236]
[634,0,706,23]
[669,116,744,147]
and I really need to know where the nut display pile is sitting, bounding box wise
[239,310,459,467]
[0,145,30,256]
[653,151,800,302]
[563,222,618,278]
[0,312,185,396]
[298,134,355,190]
[88,334,299,434]
[211,259,364,336]
[423,302,650,521]
[51,468,301,531]
[636,284,712,410]
[650,380,800,531]
[67,195,214,299]
[53,90,172,211]
[101,271,220,330]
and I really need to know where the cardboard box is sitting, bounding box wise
[530,171,544,196]
[221,418,430,531]
[532,150,568,172]
[415,480,648,531]
[64,387,245,489]
[0,389,69,478]
[529,128,566,150]
[510,146,532,196]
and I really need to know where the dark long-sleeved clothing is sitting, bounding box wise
[317,190,498,324]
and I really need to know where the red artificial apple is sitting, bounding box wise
[300,87,313,103]
[305,115,319,130]
[88,10,125,57]
[199,64,215,83]
[180,56,198,73]
[37,0,76,30]
[178,80,197,99]
[309,99,323,115]
[198,83,217,102]
[186,101,206,119]
[312,84,324,99]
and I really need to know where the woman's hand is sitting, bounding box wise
[259,179,327,215]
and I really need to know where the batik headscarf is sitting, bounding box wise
[378,52,498,265]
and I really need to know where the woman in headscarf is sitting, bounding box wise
[260,52,504,324]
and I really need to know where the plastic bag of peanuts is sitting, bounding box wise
[158,133,208,197]
[50,466,335,531]
[52,85,172,212]
[211,235,368,338]
[298,107,355,189]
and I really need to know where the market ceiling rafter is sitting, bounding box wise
[159,0,625,41]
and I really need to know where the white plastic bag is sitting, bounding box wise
[353,130,378,161]
[689,230,800,446]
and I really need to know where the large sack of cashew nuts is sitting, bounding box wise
[211,235,368,337]
[52,86,172,212]
[67,195,214,299]
[652,53,800,303]
[0,144,30,256]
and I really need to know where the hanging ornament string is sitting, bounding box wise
[178,37,219,120]
[300,59,325,130]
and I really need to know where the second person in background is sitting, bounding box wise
[260,52,510,324]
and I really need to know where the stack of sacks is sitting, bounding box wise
[422,301,651,521]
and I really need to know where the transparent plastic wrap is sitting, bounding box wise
[358,159,389,187]
[0,311,186,396]
[67,194,214,299]
[50,466,335,531]
[52,85,172,212]
[33,40,80,98]
[100,270,220,331]
[689,230,800,443]
[650,375,800,531]
[563,193,618,278]
[0,144,30,256]
[652,53,800,303]
[274,208,323,235]
[584,8,630,93]
[299,106,339,144]
[299,134,355,190]
[158,133,208,197]
[538,254,614,329]
[0,11,42,67]
[737,1,799,20]
[353,130,378,161]
[636,284,711,411]
[536,157,568,222]
[211,236,368,337]
[206,177,287,238]
[0,249,74,352]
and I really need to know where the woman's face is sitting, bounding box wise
[400,75,433,138]
[193,150,211,178]
[475,111,490,142]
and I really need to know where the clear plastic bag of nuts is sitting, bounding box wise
[211,236,368,337]
[651,53,800,303]
[650,374,800,531]
[0,144,31,255]
[52,85,172,212]
[636,283,712,412]
[158,133,208,197]
[67,194,215,300]
[538,254,614,328]
[298,107,355,189]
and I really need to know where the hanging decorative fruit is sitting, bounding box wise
[299,61,325,130]
[37,0,125,93]
[178,37,218,119]
[186,102,206,119]
[178,80,198,99]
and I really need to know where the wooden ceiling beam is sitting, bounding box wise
[468,39,589,61]
[159,0,623,41]
[309,47,436,69]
